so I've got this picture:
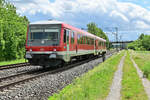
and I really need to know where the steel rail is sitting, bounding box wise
[0,63,30,70]
[0,51,116,92]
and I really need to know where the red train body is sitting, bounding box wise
[25,20,106,67]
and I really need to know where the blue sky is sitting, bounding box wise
[8,0,150,41]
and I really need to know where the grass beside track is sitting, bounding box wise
[121,51,148,100]
[0,59,27,66]
[131,51,150,80]
[49,51,125,100]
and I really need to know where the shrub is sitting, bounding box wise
[143,62,150,78]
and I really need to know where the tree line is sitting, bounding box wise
[87,22,109,48]
[0,0,29,61]
[128,34,150,51]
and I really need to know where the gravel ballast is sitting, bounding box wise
[0,54,112,100]
[0,66,41,78]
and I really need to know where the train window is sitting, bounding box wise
[30,32,33,40]
[85,36,87,44]
[83,36,85,44]
[90,38,92,45]
[80,34,83,44]
[84,36,86,44]
[92,39,94,45]
[89,38,91,45]
[77,34,80,44]
[88,37,90,45]
[71,31,74,44]
[98,41,101,46]
[79,34,81,44]
[91,38,94,45]
[67,30,70,44]
[87,37,89,44]
[64,29,67,43]
[82,35,84,44]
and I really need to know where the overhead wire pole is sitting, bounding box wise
[115,27,119,51]
[105,27,119,51]
[104,26,150,50]
[115,27,118,42]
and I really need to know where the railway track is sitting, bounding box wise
[0,60,90,91]
[0,52,116,92]
[0,63,30,70]
[0,50,116,71]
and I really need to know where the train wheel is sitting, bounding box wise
[58,63,63,68]
[42,65,46,69]
[57,60,65,68]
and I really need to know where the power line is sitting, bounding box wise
[103,27,150,31]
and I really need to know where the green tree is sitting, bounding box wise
[142,35,150,50]
[139,33,144,40]
[0,0,29,61]
[87,22,109,48]
[128,34,150,51]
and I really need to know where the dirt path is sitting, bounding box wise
[131,57,150,99]
[106,54,126,100]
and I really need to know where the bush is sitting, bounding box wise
[128,34,150,51]
[143,62,150,78]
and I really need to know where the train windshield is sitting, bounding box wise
[30,29,59,40]
[27,24,61,46]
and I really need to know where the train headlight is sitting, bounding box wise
[53,48,57,52]
[25,53,32,58]
[29,49,32,52]
[49,54,56,58]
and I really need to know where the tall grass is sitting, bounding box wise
[0,59,27,66]
[49,51,125,100]
[132,51,150,80]
[121,51,148,100]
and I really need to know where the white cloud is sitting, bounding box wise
[135,21,150,29]
[9,0,150,40]
[110,10,129,22]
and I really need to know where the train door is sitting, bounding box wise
[95,39,98,55]
[66,29,70,61]
[94,38,96,55]
[75,32,78,54]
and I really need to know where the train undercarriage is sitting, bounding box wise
[27,51,106,68]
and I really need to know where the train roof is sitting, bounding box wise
[30,20,106,42]
[30,20,63,25]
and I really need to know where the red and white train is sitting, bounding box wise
[25,20,107,67]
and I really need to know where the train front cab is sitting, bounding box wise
[25,23,69,67]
